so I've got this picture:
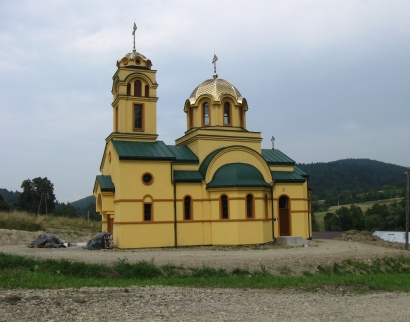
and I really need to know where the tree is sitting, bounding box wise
[0,195,11,212]
[311,212,320,231]
[52,202,78,218]
[323,205,364,231]
[324,212,342,231]
[14,177,56,214]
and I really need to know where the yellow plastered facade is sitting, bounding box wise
[94,45,312,248]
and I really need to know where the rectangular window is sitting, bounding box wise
[134,104,143,130]
[144,203,152,221]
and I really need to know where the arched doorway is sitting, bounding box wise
[279,196,290,236]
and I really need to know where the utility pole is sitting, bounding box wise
[406,168,409,251]
[37,192,44,216]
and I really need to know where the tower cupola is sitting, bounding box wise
[183,55,248,130]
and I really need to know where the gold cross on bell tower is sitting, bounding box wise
[132,22,137,51]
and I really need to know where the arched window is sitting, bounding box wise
[239,106,244,128]
[134,104,143,130]
[134,80,142,96]
[203,102,210,126]
[126,83,131,96]
[143,195,153,221]
[184,196,192,220]
[145,85,149,97]
[115,106,118,132]
[188,107,193,129]
[246,194,254,219]
[220,194,229,219]
[223,102,230,125]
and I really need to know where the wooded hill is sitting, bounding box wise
[297,159,407,200]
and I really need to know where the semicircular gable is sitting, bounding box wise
[199,146,272,185]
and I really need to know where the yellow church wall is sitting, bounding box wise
[269,165,294,172]
[211,222,239,245]
[114,223,174,248]
[172,164,199,171]
[115,160,173,199]
[176,128,262,161]
[289,212,310,238]
[177,222,204,246]
[237,221,267,244]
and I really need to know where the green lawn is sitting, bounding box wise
[2,252,410,292]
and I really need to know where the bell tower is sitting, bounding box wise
[109,23,158,142]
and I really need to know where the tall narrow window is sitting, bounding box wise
[264,194,268,218]
[221,195,229,219]
[127,83,131,96]
[240,106,244,128]
[134,104,143,130]
[184,196,192,220]
[203,102,210,126]
[188,107,193,129]
[145,85,149,97]
[134,80,142,96]
[246,194,254,218]
[144,203,152,221]
[223,102,230,125]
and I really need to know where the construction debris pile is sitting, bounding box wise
[84,232,114,250]
[28,234,66,248]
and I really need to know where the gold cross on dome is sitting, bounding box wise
[212,54,218,78]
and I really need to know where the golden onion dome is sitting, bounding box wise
[189,78,243,105]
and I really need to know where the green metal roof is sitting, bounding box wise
[262,149,295,165]
[112,140,175,160]
[271,171,306,182]
[174,171,203,182]
[96,175,115,192]
[166,145,199,164]
[198,147,225,177]
[208,163,271,188]
[294,166,309,178]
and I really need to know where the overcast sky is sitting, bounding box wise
[1,0,409,203]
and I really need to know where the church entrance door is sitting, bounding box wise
[279,196,290,236]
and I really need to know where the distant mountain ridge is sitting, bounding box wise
[297,158,407,199]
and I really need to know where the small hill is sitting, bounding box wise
[70,195,96,209]
[0,189,20,204]
[297,159,406,199]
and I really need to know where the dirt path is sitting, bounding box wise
[0,229,408,274]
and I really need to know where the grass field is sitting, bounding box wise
[315,198,402,231]
[1,252,410,292]
[0,211,101,232]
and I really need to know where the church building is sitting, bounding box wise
[93,26,312,248]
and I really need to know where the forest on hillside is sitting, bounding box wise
[297,159,407,200]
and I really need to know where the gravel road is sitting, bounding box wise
[1,229,410,321]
